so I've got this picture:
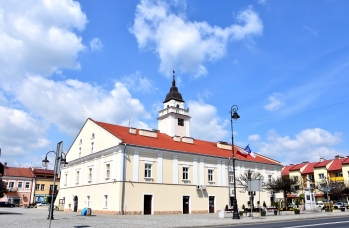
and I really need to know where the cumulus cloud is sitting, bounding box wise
[264,93,285,111]
[119,71,157,93]
[188,100,229,141]
[258,0,267,5]
[0,0,87,87]
[15,75,150,135]
[89,38,103,51]
[130,0,263,77]
[248,134,261,141]
[256,128,342,164]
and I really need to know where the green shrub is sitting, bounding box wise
[242,204,245,209]
[263,201,267,207]
[239,211,244,216]
[294,208,300,214]
[261,210,266,216]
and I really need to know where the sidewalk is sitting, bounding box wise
[1,207,349,228]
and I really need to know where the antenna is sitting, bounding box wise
[128,119,130,128]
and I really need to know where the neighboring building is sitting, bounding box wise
[1,163,35,206]
[32,168,59,204]
[56,77,283,214]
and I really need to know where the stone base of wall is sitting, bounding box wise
[154,211,182,215]
[63,209,210,215]
[191,210,208,214]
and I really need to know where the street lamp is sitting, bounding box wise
[230,105,240,219]
[42,141,68,222]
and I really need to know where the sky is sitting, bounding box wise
[0,0,349,168]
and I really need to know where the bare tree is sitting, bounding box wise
[265,176,299,210]
[236,169,264,207]
[0,177,8,198]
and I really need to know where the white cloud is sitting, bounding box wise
[264,93,285,111]
[188,100,229,141]
[15,75,151,135]
[256,128,342,164]
[89,38,103,51]
[119,71,157,93]
[258,0,267,5]
[248,134,261,141]
[304,26,318,35]
[0,106,50,156]
[130,0,263,77]
[0,0,87,87]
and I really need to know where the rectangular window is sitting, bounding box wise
[18,182,23,189]
[268,175,272,183]
[208,169,213,182]
[145,164,152,178]
[88,168,92,182]
[335,172,343,177]
[79,147,81,158]
[229,171,234,183]
[106,164,110,179]
[9,181,14,188]
[65,173,68,185]
[35,184,39,190]
[104,195,108,208]
[183,167,189,180]
[294,176,299,181]
[40,184,45,191]
[319,173,325,179]
[25,182,30,189]
[91,142,94,154]
[76,171,80,184]
[309,175,314,180]
[50,185,57,190]
[87,195,90,207]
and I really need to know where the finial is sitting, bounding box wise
[172,70,176,86]
[173,70,175,80]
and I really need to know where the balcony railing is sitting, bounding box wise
[330,176,344,182]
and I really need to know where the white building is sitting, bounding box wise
[56,77,282,214]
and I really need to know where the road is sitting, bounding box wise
[217,217,349,228]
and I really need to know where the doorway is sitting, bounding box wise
[209,196,215,213]
[144,195,152,215]
[183,196,190,214]
[73,195,78,212]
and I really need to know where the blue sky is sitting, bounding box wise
[0,0,349,168]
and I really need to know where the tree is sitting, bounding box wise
[236,169,264,208]
[0,177,8,198]
[265,176,299,210]
[316,178,346,202]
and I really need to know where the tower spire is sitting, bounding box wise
[172,70,175,87]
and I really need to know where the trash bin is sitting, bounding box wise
[340,208,345,212]
[81,208,87,216]
[274,210,277,215]
[86,208,92,216]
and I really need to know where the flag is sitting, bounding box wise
[244,145,256,158]
[237,147,248,156]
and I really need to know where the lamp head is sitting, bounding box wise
[42,157,49,167]
[232,111,240,120]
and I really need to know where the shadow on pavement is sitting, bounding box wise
[0,211,23,215]
[74,226,91,228]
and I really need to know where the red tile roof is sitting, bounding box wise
[314,160,332,168]
[281,165,296,176]
[3,167,35,178]
[301,162,320,174]
[91,119,280,165]
[32,169,54,175]
[341,157,349,165]
[289,163,308,171]
[328,158,347,171]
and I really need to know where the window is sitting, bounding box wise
[229,171,234,183]
[106,164,110,179]
[294,176,299,181]
[40,184,45,191]
[25,182,30,189]
[178,118,184,126]
[104,195,108,208]
[91,142,94,154]
[91,133,95,139]
[308,175,314,180]
[50,185,57,190]
[65,173,68,186]
[87,195,90,207]
[8,181,14,188]
[319,173,325,179]
[79,147,81,158]
[88,168,92,182]
[18,182,23,189]
[268,175,272,183]
[183,167,189,180]
[76,171,80,184]
[79,139,82,145]
[295,185,300,190]
[335,172,343,177]
[208,169,213,182]
[145,164,152,178]
[35,184,39,190]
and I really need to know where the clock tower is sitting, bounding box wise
[157,72,191,137]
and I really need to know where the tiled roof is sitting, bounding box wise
[289,163,308,171]
[32,169,54,175]
[328,158,347,171]
[3,167,35,178]
[314,160,332,168]
[92,119,280,165]
[301,162,320,174]
[341,157,349,165]
[281,165,296,176]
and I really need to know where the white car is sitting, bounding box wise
[316,202,324,208]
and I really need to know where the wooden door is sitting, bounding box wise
[73,196,78,212]
[209,196,215,213]
[144,195,152,215]
[183,196,189,214]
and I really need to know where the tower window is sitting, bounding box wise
[176,104,179,108]
[178,118,184,126]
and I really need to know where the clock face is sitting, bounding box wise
[178,118,184,126]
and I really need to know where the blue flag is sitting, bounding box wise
[245,145,256,158]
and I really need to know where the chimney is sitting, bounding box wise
[302,161,309,163]
[335,155,340,160]
[4,162,7,168]
[319,157,324,162]
[290,164,294,166]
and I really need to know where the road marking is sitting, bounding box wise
[282,220,349,228]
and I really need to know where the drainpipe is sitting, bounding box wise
[121,143,127,215]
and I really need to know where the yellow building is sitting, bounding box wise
[32,168,59,204]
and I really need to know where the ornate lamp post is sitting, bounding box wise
[230,105,240,219]
[42,141,68,223]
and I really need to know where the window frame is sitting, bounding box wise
[182,167,189,180]
[103,195,108,208]
[40,184,45,191]
[88,168,92,182]
[18,182,23,189]
[25,182,30,189]
[319,173,325,179]
[208,169,214,182]
[106,164,110,179]
[76,171,80,184]
[144,163,152,178]
[35,184,40,190]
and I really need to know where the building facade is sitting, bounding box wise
[56,78,283,214]
[32,168,59,204]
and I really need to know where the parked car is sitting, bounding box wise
[0,202,15,208]
[334,202,345,207]
[35,202,50,207]
[316,202,324,208]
